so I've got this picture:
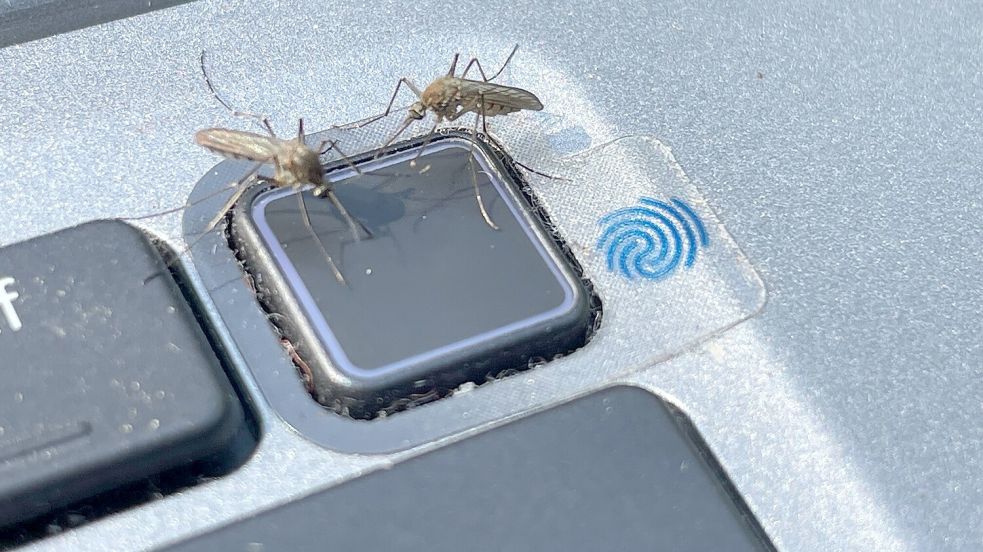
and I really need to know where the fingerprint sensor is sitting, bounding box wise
[230,134,595,419]
[597,197,710,281]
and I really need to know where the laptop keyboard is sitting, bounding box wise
[0,0,780,534]
[0,222,766,549]
[0,34,776,546]
[0,143,770,548]
[12,0,962,548]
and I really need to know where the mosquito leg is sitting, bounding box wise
[461,44,519,82]
[371,116,417,161]
[338,112,387,131]
[460,58,490,81]
[489,44,519,81]
[319,138,405,180]
[344,78,424,130]
[199,51,277,137]
[446,53,460,76]
[469,105,499,230]
[512,159,570,181]
[330,189,372,241]
[203,178,250,235]
[195,160,265,234]
[477,111,568,182]
[298,190,347,285]
[316,139,364,177]
[481,103,490,135]
[143,161,264,283]
[409,119,440,168]
[309,138,373,240]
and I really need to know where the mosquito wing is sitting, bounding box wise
[458,79,544,115]
[194,128,280,162]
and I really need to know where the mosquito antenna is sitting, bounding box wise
[199,50,276,136]
[200,51,237,116]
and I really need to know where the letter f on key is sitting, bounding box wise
[0,277,22,333]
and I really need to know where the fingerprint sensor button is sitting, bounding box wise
[230,136,594,418]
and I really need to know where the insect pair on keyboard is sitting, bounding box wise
[186,45,545,284]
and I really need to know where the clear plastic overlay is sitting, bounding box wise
[318,110,766,372]
[179,102,766,451]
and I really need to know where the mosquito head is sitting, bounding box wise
[408,101,427,120]
[286,145,326,188]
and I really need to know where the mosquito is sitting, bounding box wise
[131,51,372,285]
[348,44,550,230]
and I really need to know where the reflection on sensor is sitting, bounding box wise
[231,134,596,419]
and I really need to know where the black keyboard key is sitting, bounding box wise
[165,387,773,551]
[230,135,594,418]
[0,0,191,48]
[0,220,245,528]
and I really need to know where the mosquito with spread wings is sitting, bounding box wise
[349,44,548,230]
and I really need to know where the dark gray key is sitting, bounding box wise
[0,220,245,528]
[165,386,774,552]
[230,135,594,418]
[0,0,192,48]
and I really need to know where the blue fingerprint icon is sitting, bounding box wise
[597,197,710,280]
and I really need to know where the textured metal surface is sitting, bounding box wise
[0,1,980,551]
